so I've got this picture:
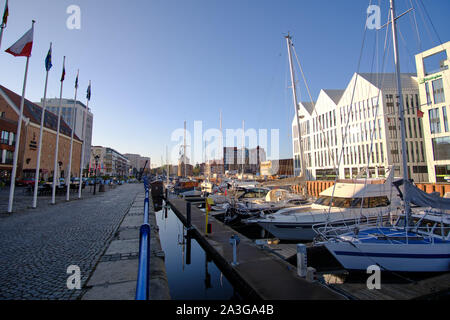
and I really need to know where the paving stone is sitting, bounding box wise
[87,260,139,286]
[105,239,140,255]
[81,281,136,300]
[0,183,143,300]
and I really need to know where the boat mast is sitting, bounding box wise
[220,110,224,176]
[286,35,305,178]
[184,120,187,178]
[166,145,169,185]
[242,120,245,177]
[390,0,411,226]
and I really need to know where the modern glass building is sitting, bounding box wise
[415,42,450,183]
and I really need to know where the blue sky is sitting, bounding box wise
[1,0,450,167]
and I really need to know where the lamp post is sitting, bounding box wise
[93,155,99,195]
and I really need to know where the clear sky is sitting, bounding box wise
[1,0,450,167]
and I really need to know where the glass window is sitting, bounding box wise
[425,82,432,105]
[432,136,450,161]
[432,78,445,104]
[405,95,410,114]
[435,165,450,183]
[443,106,449,132]
[368,196,390,208]
[418,118,423,138]
[429,108,441,134]
[423,50,448,75]
[408,118,412,138]
[413,118,417,138]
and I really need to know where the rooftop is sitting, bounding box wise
[0,85,81,141]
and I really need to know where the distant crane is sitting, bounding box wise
[138,160,149,182]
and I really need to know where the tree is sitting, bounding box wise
[193,163,201,176]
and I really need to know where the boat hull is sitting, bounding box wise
[256,221,317,241]
[325,241,450,272]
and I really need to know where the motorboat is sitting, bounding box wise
[245,173,401,241]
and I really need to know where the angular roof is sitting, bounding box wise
[358,73,418,90]
[322,89,345,105]
[0,85,81,141]
[299,101,315,115]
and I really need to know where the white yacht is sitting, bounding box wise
[245,173,401,241]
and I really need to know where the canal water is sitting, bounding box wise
[155,204,241,300]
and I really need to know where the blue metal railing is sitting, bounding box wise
[136,177,151,300]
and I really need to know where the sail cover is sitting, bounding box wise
[401,180,450,210]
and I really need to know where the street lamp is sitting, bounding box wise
[93,155,100,195]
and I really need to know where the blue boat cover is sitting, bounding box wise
[404,180,450,210]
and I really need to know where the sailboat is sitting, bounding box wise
[318,0,450,272]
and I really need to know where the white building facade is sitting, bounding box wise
[293,73,428,182]
[415,42,450,183]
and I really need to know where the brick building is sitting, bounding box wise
[0,85,82,182]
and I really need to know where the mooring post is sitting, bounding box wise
[297,244,307,278]
[186,201,191,229]
[229,235,240,266]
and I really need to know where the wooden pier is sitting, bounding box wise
[327,272,450,300]
[167,196,345,300]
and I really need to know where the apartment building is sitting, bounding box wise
[293,73,428,182]
[415,42,450,183]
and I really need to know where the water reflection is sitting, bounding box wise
[156,203,240,300]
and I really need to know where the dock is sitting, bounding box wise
[81,190,171,300]
[167,196,345,300]
[327,272,450,300]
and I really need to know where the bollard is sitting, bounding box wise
[186,202,191,229]
[306,267,317,282]
[297,244,307,278]
[229,235,240,266]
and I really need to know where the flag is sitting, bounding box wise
[2,0,8,27]
[86,82,91,101]
[60,63,66,82]
[417,109,424,118]
[5,26,33,57]
[45,45,52,71]
[75,71,79,89]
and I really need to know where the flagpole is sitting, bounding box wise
[7,21,35,213]
[0,0,7,50]
[0,24,5,50]
[66,70,78,201]
[51,56,66,205]
[78,81,90,199]
[32,43,52,208]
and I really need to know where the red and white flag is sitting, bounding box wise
[5,26,33,57]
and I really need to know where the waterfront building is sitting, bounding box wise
[0,85,82,182]
[415,42,450,183]
[177,156,193,177]
[293,73,428,182]
[90,146,130,177]
[223,146,266,175]
[39,98,93,168]
[260,159,294,177]
[124,153,151,176]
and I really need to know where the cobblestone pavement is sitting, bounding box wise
[0,183,143,300]
[0,184,119,214]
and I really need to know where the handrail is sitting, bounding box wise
[136,176,151,300]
